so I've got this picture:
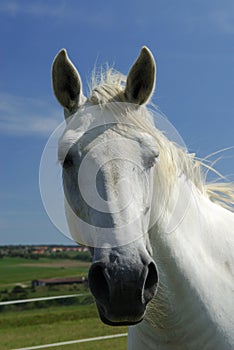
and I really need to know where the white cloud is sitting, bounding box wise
[182,1,234,35]
[0,1,67,18]
[209,9,234,35]
[0,0,113,27]
[0,93,62,136]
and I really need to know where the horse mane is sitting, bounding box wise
[88,68,234,213]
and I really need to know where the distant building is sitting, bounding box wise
[32,276,87,288]
[51,247,63,253]
[33,249,46,255]
[32,245,89,254]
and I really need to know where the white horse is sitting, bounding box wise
[52,47,234,349]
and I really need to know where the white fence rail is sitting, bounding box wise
[11,333,128,350]
[3,294,128,349]
[0,293,90,306]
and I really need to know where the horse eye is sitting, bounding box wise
[147,153,159,169]
[63,153,74,169]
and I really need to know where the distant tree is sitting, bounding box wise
[12,285,24,294]
[75,251,92,262]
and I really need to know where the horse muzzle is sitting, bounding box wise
[88,244,158,326]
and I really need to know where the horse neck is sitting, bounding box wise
[147,175,234,340]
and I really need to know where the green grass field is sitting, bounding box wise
[0,257,90,287]
[0,304,127,350]
[0,257,128,350]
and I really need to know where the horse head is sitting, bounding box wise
[52,47,159,325]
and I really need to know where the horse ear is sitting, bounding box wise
[52,49,85,117]
[125,47,156,105]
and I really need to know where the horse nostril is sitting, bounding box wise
[89,259,158,323]
[88,263,110,303]
[143,262,158,304]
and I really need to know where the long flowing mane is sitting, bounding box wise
[88,68,234,213]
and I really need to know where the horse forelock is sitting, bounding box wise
[89,67,126,105]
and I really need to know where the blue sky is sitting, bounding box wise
[0,0,233,245]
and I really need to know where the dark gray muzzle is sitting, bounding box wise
[88,243,158,326]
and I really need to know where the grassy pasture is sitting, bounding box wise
[0,304,127,349]
[0,257,127,349]
[0,257,90,287]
